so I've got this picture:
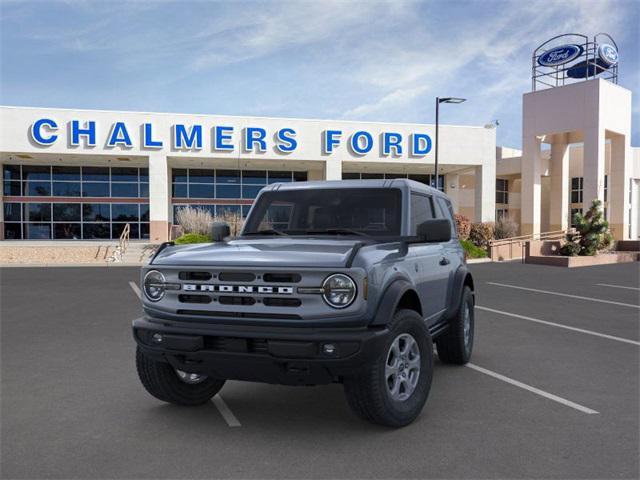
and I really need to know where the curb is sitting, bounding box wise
[466,258,492,264]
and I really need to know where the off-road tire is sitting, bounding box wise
[136,347,225,406]
[343,309,433,427]
[436,286,474,365]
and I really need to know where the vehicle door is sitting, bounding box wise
[407,192,449,322]
[434,196,461,312]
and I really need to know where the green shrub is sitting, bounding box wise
[174,233,211,244]
[460,239,487,259]
[559,241,581,256]
[469,222,495,249]
[454,213,471,240]
[560,199,613,256]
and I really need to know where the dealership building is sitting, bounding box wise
[0,107,497,242]
[0,34,638,243]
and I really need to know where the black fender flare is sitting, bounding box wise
[370,278,420,326]
[447,265,475,317]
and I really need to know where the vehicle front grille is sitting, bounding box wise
[219,272,256,282]
[262,273,301,283]
[219,296,256,306]
[263,297,302,307]
[178,294,212,304]
[179,271,212,281]
[173,269,308,312]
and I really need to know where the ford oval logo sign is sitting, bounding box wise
[598,44,618,66]
[538,44,583,67]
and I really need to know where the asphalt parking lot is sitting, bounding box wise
[1,262,638,479]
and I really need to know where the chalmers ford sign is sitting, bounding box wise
[28,118,434,157]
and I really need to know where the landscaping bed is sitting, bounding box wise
[525,251,639,268]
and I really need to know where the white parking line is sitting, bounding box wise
[596,283,640,291]
[477,305,640,346]
[129,281,141,299]
[212,395,242,427]
[466,363,599,415]
[487,282,640,309]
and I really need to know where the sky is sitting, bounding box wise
[1,0,638,148]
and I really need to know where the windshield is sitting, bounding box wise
[243,188,402,237]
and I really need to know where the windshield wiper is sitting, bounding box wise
[244,229,289,236]
[304,228,369,237]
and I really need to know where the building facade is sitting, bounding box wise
[0,106,496,242]
[493,79,639,241]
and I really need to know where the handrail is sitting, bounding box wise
[489,229,570,247]
[105,223,131,263]
[119,223,131,254]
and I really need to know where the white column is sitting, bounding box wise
[521,135,542,236]
[324,159,342,180]
[474,162,495,223]
[549,134,570,231]
[609,134,631,240]
[148,153,170,242]
[582,126,605,211]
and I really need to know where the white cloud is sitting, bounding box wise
[188,1,408,71]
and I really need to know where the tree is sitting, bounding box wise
[560,199,613,256]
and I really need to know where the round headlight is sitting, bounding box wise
[322,274,357,309]
[143,270,166,302]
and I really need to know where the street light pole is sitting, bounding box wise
[435,97,440,190]
[434,96,466,191]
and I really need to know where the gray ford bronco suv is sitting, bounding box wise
[133,179,475,427]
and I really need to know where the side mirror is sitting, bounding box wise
[417,219,452,243]
[210,222,231,242]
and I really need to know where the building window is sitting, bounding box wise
[496,179,508,204]
[342,172,445,192]
[496,208,509,220]
[604,175,608,203]
[3,201,149,240]
[571,177,583,203]
[2,164,150,240]
[2,165,149,199]
[171,169,307,220]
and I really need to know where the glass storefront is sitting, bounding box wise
[342,172,445,191]
[3,164,149,239]
[172,168,307,220]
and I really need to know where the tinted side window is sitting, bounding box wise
[436,197,457,238]
[410,193,434,234]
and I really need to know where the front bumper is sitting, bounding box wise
[132,316,390,385]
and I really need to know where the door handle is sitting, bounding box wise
[439,257,450,266]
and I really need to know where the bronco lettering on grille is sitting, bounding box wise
[182,284,294,294]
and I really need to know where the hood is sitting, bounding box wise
[151,238,363,268]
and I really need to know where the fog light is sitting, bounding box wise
[152,333,163,344]
[323,343,336,355]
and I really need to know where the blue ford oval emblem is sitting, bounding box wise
[598,44,618,66]
[538,44,583,67]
